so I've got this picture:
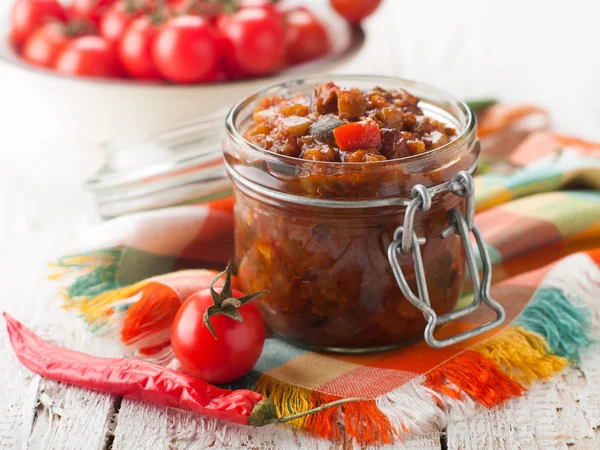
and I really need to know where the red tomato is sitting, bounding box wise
[329,0,382,24]
[283,7,330,64]
[54,35,122,78]
[170,266,266,384]
[70,0,117,25]
[152,15,218,83]
[218,7,284,76]
[100,2,143,44]
[10,0,66,48]
[119,16,161,80]
[21,22,71,68]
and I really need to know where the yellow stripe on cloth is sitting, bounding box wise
[472,326,568,384]
[475,185,512,212]
[501,192,600,237]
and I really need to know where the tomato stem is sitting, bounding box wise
[64,18,96,36]
[124,0,137,14]
[203,262,268,339]
[150,0,166,24]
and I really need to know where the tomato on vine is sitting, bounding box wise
[170,263,267,384]
[100,0,144,44]
[152,15,219,83]
[218,7,284,76]
[10,0,66,48]
[21,22,71,67]
[54,35,122,78]
[119,15,162,80]
[283,6,330,64]
[70,0,117,26]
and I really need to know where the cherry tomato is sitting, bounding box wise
[10,0,66,48]
[170,266,266,384]
[100,1,143,44]
[218,7,284,76]
[54,35,122,78]
[70,0,117,25]
[283,7,330,64]
[152,15,218,83]
[119,16,161,80]
[329,0,382,24]
[21,21,70,68]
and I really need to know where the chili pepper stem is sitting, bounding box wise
[248,396,368,426]
[203,262,268,339]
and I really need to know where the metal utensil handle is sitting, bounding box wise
[387,171,505,349]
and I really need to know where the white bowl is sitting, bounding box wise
[0,8,363,146]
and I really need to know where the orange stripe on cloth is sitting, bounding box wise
[493,221,600,282]
[254,375,395,444]
[330,280,543,374]
[477,105,547,138]
[510,131,600,166]
[314,364,418,398]
[585,248,600,265]
[208,196,234,213]
[304,392,394,444]
[121,282,179,346]
[424,350,525,406]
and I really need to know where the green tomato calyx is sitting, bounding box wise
[203,261,268,339]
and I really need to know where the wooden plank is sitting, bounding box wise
[0,330,41,448]
[112,399,442,450]
[446,381,566,450]
[446,343,600,450]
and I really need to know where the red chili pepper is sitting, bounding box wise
[333,119,381,151]
[4,313,364,427]
[3,313,266,425]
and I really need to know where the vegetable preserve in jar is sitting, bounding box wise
[224,76,503,352]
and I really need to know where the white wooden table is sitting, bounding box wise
[2,1,600,448]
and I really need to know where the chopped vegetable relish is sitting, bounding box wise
[243,81,457,162]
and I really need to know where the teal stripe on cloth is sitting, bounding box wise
[254,339,307,373]
[504,168,562,192]
[221,339,307,390]
[514,287,593,362]
[477,150,600,200]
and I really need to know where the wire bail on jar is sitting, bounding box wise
[387,170,505,348]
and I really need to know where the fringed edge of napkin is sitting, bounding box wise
[51,249,600,446]
[242,252,600,445]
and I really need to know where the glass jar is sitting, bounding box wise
[224,75,503,352]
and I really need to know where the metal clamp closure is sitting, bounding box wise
[387,171,505,348]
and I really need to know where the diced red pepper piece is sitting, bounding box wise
[333,120,381,151]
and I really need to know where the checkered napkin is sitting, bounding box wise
[51,110,600,444]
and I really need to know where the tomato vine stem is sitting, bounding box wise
[203,262,268,339]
